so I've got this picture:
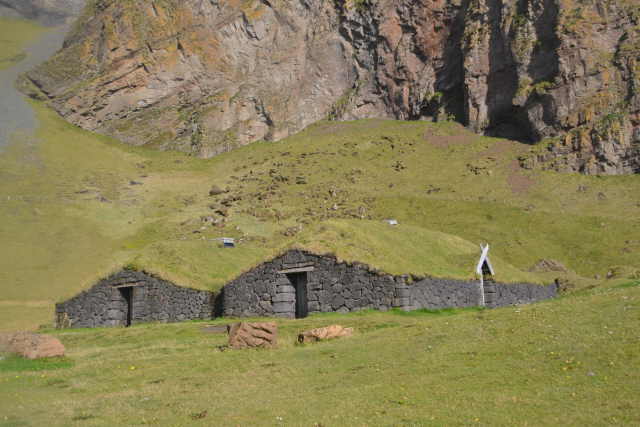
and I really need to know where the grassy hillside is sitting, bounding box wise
[2,98,640,329]
[0,17,45,70]
[1,283,638,425]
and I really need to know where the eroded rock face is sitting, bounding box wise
[0,0,86,25]
[23,0,640,174]
[23,0,354,157]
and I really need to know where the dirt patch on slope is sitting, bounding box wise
[508,160,535,195]
[475,140,513,160]
[475,141,534,195]
[425,129,477,149]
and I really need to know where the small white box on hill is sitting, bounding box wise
[218,237,235,248]
[385,219,398,226]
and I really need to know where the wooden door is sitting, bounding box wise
[289,273,308,319]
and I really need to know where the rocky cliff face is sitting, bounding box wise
[0,0,86,25]
[23,0,640,174]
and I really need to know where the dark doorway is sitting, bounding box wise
[287,272,308,319]
[481,261,494,281]
[118,287,134,327]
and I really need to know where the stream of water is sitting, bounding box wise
[0,25,68,150]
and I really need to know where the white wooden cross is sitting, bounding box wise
[476,243,494,307]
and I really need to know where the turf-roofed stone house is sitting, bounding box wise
[55,270,216,328]
[56,249,557,328]
[221,249,557,318]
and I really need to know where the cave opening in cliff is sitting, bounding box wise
[486,107,536,144]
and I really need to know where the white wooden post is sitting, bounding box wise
[479,273,486,307]
[476,244,492,307]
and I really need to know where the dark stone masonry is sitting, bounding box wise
[57,250,557,328]
[221,250,558,318]
[55,270,215,328]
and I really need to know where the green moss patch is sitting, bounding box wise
[0,355,74,373]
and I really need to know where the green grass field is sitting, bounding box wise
[0,17,45,70]
[1,99,640,330]
[1,282,638,425]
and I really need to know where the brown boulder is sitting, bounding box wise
[1,332,65,359]
[227,322,277,349]
[298,325,353,344]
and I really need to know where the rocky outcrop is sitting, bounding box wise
[23,0,640,174]
[22,0,354,156]
[0,0,86,25]
[511,0,640,174]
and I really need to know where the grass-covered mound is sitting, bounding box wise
[2,98,640,329]
[1,284,638,424]
[297,220,540,283]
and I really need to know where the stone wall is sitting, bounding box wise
[399,279,482,311]
[57,251,557,328]
[402,278,557,310]
[222,250,558,318]
[481,281,558,308]
[55,270,215,328]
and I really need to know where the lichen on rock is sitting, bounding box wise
[22,0,640,174]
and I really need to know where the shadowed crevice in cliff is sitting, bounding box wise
[484,0,528,142]
[429,0,469,124]
[526,0,560,82]
[473,0,563,145]
[519,0,561,142]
